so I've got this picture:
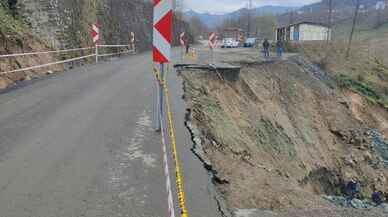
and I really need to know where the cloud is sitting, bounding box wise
[183,0,321,14]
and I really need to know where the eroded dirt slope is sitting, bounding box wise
[181,58,388,212]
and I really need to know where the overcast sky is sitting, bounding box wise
[183,0,321,14]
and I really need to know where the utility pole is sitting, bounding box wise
[247,0,252,38]
[346,0,360,59]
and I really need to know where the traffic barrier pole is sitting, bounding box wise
[95,44,99,63]
[210,47,214,64]
[181,45,184,62]
[153,64,163,132]
[159,63,165,123]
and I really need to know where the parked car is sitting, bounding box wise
[244,38,257,48]
[221,38,239,48]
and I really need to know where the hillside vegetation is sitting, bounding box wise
[0,5,60,88]
[295,21,388,110]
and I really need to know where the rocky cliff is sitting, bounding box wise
[17,0,186,51]
[17,0,152,50]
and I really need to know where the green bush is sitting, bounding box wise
[336,74,384,105]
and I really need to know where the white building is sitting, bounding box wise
[376,1,387,10]
[276,22,331,41]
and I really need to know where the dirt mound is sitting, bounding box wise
[180,58,388,212]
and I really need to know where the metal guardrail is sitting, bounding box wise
[0,47,95,58]
[0,54,96,75]
[0,45,135,75]
[97,44,131,48]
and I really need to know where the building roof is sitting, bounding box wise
[277,21,330,29]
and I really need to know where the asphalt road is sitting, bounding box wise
[0,52,221,217]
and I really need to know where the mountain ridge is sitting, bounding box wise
[185,5,297,27]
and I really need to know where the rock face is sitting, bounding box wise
[19,0,65,48]
[18,0,153,50]
[1,1,189,88]
[18,0,187,51]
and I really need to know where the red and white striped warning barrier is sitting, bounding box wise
[208,32,217,49]
[130,32,135,43]
[90,21,101,63]
[90,22,100,44]
[179,32,186,46]
[153,0,172,63]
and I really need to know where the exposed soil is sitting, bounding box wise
[179,49,388,216]
[0,26,63,89]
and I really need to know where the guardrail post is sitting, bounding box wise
[159,63,165,120]
[95,44,99,63]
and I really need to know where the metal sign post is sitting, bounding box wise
[129,32,136,52]
[210,47,214,64]
[91,22,100,63]
[95,44,99,63]
[179,32,186,61]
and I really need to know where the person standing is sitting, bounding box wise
[184,35,190,54]
[276,39,284,58]
[262,39,270,58]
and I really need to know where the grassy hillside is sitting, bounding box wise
[294,21,388,108]
[332,17,388,41]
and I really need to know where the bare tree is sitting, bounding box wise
[326,0,333,43]
[188,16,208,38]
[346,0,360,59]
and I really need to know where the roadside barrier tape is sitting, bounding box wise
[153,68,162,84]
[160,112,176,217]
[0,47,95,58]
[0,54,96,75]
[153,65,189,217]
[164,76,189,217]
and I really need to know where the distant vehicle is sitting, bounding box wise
[221,38,239,48]
[244,38,257,48]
